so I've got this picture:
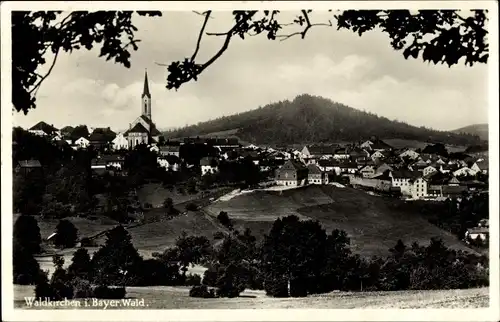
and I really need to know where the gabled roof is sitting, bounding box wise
[475,159,489,170]
[283,159,307,171]
[18,160,42,168]
[318,159,340,167]
[160,145,180,153]
[305,145,336,155]
[391,169,417,179]
[372,170,392,181]
[29,121,58,134]
[100,154,125,162]
[89,127,117,142]
[126,123,149,134]
[307,163,322,174]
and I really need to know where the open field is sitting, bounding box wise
[13,285,489,309]
[205,185,475,257]
[383,138,467,152]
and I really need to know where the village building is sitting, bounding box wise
[359,165,376,178]
[411,176,428,199]
[422,165,438,177]
[390,170,415,196]
[471,159,489,175]
[112,132,129,150]
[307,164,328,185]
[200,157,219,176]
[16,160,43,177]
[89,127,116,150]
[275,159,308,186]
[124,70,162,149]
[29,121,60,137]
[399,149,420,160]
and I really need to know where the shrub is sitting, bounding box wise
[79,237,95,247]
[217,211,233,230]
[92,285,126,299]
[189,285,216,298]
[264,275,289,298]
[185,273,202,286]
[185,203,198,211]
[54,219,78,249]
[72,278,93,298]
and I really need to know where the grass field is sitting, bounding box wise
[13,285,489,309]
[205,185,475,257]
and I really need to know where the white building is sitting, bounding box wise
[411,177,428,199]
[74,137,90,148]
[112,133,129,150]
[422,165,438,177]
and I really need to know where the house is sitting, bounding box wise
[399,149,420,160]
[447,176,461,186]
[158,155,180,171]
[74,136,90,149]
[90,158,107,175]
[371,150,387,161]
[338,162,359,174]
[411,176,428,199]
[317,159,340,174]
[275,159,308,186]
[361,138,392,152]
[301,145,336,161]
[200,157,219,176]
[16,160,42,176]
[349,148,370,162]
[29,121,59,137]
[307,164,328,185]
[101,154,125,170]
[422,165,438,177]
[112,133,129,150]
[453,166,476,177]
[471,159,489,175]
[374,163,393,176]
[464,227,489,243]
[359,165,376,178]
[442,185,467,198]
[333,148,350,160]
[390,170,416,196]
[89,128,116,150]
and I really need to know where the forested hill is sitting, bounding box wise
[452,124,489,141]
[163,94,483,146]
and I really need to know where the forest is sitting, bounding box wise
[163,94,483,146]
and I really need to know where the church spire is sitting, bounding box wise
[142,69,151,98]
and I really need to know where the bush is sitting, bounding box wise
[79,237,95,247]
[92,285,126,299]
[72,278,93,298]
[189,285,216,298]
[185,203,198,211]
[54,219,78,249]
[264,275,289,298]
[217,211,233,230]
[185,273,202,286]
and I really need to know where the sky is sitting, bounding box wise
[13,10,490,133]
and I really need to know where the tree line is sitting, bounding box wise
[15,212,488,301]
[164,94,483,146]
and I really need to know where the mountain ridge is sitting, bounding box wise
[163,94,483,146]
[452,123,488,141]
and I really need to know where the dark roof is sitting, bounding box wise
[160,146,180,153]
[29,121,58,134]
[338,162,358,169]
[306,145,336,155]
[200,157,218,166]
[91,158,107,166]
[90,127,116,142]
[475,159,489,170]
[142,70,151,98]
[100,154,125,162]
[285,159,307,171]
[18,160,42,168]
[318,159,340,167]
[138,115,162,136]
[307,164,322,174]
[391,169,417,179]
[442,185,467,195]
[373,170,392,181]
[126,122,149,134]
[60,126,74,133]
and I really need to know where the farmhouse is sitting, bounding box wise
[399,149,420,160]
[422,165,438,177]
[471,159,489,174]
[159,145,181,158]
[112,133,129,150]
[74,136,90,149]
[307,164,328,185]
[16,160,42,177]
[275,159,308,186]
[29,121,60,137]
[359,165,376,178]
[200,157,219,176]
[89,128,116,149]
[390,170,415,196]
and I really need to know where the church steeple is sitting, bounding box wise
[141,69,152,120]
[142,69,151,98]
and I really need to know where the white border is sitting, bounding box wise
[1,1,499,321]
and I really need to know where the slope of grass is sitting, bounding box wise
[205,185,476,257]
[14,284,488,309]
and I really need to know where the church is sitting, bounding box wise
[124,70,162,148]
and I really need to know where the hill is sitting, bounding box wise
[453,123,489,141]
[205,185,475,257]
[163,94,483,146]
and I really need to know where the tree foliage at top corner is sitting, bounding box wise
[11,10,162,114]
[12,9,488,115]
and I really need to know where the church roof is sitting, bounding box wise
[138,115,162,136]
[142,70,151,98]
[126,123,149,134]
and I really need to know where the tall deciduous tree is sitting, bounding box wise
[13,10,488,114]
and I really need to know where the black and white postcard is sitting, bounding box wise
[1,1,499,321]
